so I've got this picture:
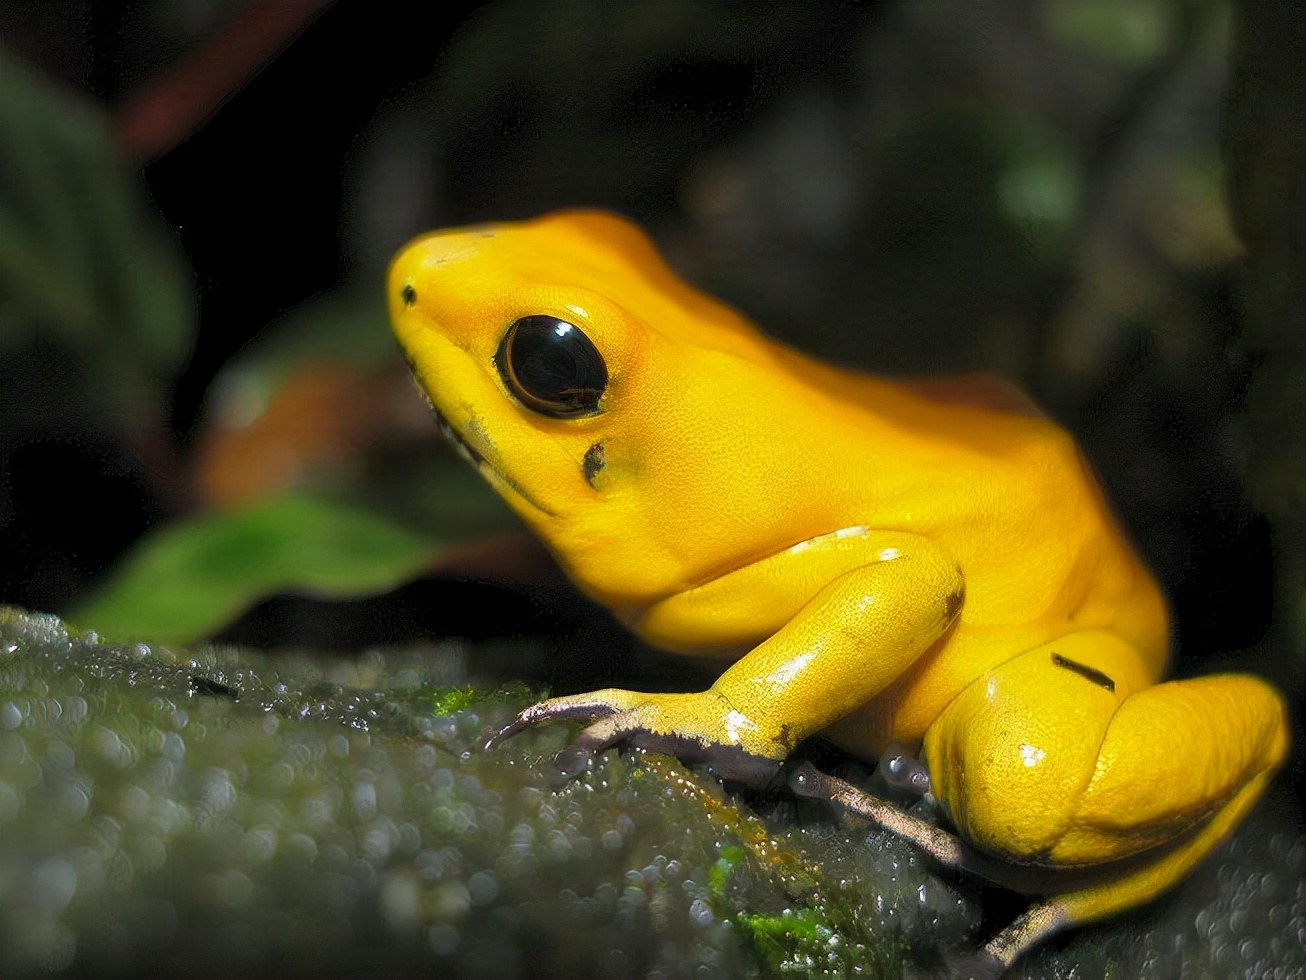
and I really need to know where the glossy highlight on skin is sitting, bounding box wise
[389,210,1289,974]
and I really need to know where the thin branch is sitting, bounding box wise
[112,0,334,163]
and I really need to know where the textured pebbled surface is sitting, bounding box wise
[0,608,1302,980]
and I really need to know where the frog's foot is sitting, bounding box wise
[790,762,1072,979]
[483,692,623,750]
[485,688,786,787]
[790,763,968,869]
[948,951,1007,980]
[878,743,932,796]
[790,761,1064,894]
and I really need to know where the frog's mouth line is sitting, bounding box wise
[432,405,485,469]
[429,403,556,518]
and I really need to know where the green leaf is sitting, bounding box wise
[73,496,441,645]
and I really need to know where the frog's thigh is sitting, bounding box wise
[928,637,1288,975]
[975,768,1284,978]
[924,631,1289,868]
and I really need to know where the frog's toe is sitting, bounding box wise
[537,709,779,787]
[949,950,1007,980]
[483,694,623,750]
[488,691,786,788]
[592,717,784,786]
[545,743,602,786]
[671,736,784,787]
[879,743,932,796]
[533,710,632,781]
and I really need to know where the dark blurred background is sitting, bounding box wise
[0,1,1301,725]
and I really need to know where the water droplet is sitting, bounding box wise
[352,780,377,820]
[0,702,22,730]
[688,898,714,927]
[31,858,77,910]
[427,923,459,955]
[214,868,254,908]
[468,870,499,905]
[381,869,422,932]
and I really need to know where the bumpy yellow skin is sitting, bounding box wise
[389,211,1288,958]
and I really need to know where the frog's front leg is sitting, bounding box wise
[487,531,963,785]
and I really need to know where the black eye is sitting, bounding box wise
[494,316,608,418]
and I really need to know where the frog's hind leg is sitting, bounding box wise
[922,633,1289,975]
[790,761,1275,980]
[968,767,1282,976]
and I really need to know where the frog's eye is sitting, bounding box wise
[495,316,608,418]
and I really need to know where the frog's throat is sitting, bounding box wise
[430,403,556,517]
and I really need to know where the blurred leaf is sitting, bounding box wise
[994,119,1083,259]
[192,280,426,508]
[0,45,193,423]
[73,496,441,644]
[190,279,521,537]
[196,361,404,507]
[212,279,401,387]
[1043,0,1170,68]
[1146,157,1243,267]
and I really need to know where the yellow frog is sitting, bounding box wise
[388,210,1288,976]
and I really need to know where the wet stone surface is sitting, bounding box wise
[0,608,1302,979]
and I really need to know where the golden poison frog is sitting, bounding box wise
[388,210,1288,976]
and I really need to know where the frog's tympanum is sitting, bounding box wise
[389,211,1289,976]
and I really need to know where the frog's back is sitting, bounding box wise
[795,360,1170,747]
[880,371,1161,639]
[766,350,1166,648]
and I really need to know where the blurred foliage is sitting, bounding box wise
[73,496,442,645]
[0,0,1285,673]
[0,45,519,640]
[0,45,191,427]
[1043,1,1171,67]
[1225,1,1306,663]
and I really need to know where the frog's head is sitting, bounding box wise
[388,210,839,614]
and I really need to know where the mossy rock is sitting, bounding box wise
[0,608,1301,979]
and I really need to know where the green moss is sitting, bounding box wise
[708,840,909,978]
[424,684,478,715]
